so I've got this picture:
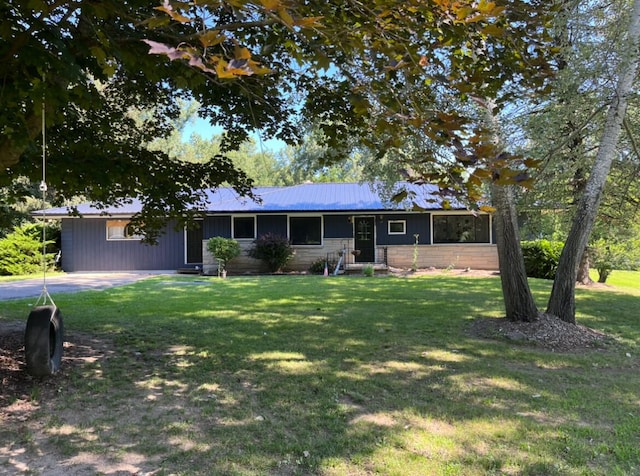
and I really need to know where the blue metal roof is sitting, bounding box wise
[41,182,461,217]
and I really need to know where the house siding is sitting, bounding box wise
[377,213,431,246]
[256,215,288,236]
[204,216,231,238]
[60,218,187,271]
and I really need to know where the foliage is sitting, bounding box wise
[146,0,557,205]
[0,224,56,276]
[206,237,241,272]
[362,264,375,277]
[248,233,294,272]
[521,240,564,280]
[308,257,334,275]
[591,238,640,283]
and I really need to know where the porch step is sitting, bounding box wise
[177,267,202,275]
[343,263,388,274]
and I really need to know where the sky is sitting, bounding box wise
[181,116,287,154]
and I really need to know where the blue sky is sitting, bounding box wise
[181,117,287,154]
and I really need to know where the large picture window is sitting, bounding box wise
[290,216,322,245]
[233,216,255,239]
[433,214,490,244]
[106,220,142,240]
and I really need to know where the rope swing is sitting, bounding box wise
[24,84,65,377]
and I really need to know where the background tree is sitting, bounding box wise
[517,0,640,284]
[547,0,640,323]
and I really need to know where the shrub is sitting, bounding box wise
[248,233,294,273]
[590,239,640,283]
[0,223,56,276]
[309,258,335,274]
[207,237,241,273]
[362,264,375,277]
[521,240,564,280]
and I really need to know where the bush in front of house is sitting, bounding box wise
[309,257,335,275]
[207,237,241,274]
[248,233,294,273]
[521,240,564,280]
[0,223,56,276]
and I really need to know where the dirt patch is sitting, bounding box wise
[1,320,114,423]
[469,312,614,352]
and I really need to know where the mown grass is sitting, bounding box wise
[1,272,639,475]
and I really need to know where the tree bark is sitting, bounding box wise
[480,98,538,321]
[493,183,539,321]
[547,0,640,323]
[576,247,593,285]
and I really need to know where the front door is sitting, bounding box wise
[185,221,204,264]
[354,217,375,263]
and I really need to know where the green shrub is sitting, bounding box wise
[521,240,564,280]
[248,233,294,273]
[207,237,241,272]
[362,264,375,277]
[0,223,56,276]
[309,258,335,274]
[590,239,640,283]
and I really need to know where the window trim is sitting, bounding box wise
[232,215,256,240]
[106,220,142,241]
[289,214,323,246]
[387,220,407,235]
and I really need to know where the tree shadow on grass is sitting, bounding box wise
[2,275,639,475]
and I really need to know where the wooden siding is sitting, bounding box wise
[377,213,431,246]
[60,218,187,271]
[257,215,288,236]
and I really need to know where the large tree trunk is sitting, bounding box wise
[547,0,640,323]
[481,98,538,321]
[493,183,539,321]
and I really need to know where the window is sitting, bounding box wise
[388,220,406,235]
[106,220,142,240]
[290,216,322,245]
[433,214,490,244]
[233,216,255,239]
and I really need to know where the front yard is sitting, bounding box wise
[1,272,639,475]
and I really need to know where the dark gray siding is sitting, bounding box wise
[257,215,287,236]
[204,216,232,238]
[60,218,186,271]
[324,215,352,238]
[377,213,431,245]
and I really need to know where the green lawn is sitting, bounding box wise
[1,273,639,475]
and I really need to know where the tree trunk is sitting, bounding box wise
[493,183,539,321]
[576,247,593,285]
[548,0,640,323]
[481,98,538,322]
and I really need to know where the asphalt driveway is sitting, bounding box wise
[0,271,172,301]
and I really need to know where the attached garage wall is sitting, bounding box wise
[60,218,187,272]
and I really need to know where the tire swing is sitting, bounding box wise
[25,304,64,376]
[25,91,64,377]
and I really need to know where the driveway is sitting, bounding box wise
[0,271,172,301]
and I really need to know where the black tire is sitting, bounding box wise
[25,305,64,377]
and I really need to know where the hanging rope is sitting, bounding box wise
[35,84,55,308]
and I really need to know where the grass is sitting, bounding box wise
[1,272,639,475]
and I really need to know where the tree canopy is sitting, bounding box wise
[2,0,557,241]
